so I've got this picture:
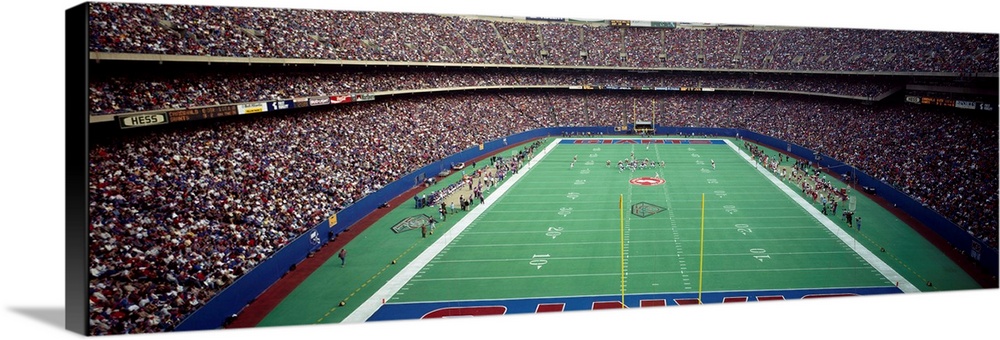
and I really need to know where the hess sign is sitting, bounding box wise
[118,113,169,129]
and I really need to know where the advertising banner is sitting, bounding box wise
[955,100,977,109]
[237,102,268,115]
[293,97,309,108]
[118,112,169,129]
[526,16,565,22]
[353,93,375,102]
[267,100,294,111]
[309,96,331,106]
[331,95,354,104]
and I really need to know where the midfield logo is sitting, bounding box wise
[629,177,665,186]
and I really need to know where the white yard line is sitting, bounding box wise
[342,138,564,322]
[722,139,919,293]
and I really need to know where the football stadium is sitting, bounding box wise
[66,1,998,337]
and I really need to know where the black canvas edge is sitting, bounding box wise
[65,1,90,336]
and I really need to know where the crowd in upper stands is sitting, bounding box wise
[88,2,999,73]
[88,67,901,115]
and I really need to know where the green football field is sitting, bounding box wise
[254,137,981,327]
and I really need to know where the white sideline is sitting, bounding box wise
[342,138,564,322]
[723,139,919,293]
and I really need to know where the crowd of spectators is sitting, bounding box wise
[89,66,903,115]
[89,87,996,335]
[699,93,997,248]
[581,25,627,67]
[700,28,742,69]
[441,16,511,63]
[88,2,998,73]
[85,1,997,335]
[88,90,546,334]
[622,26,663,68]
